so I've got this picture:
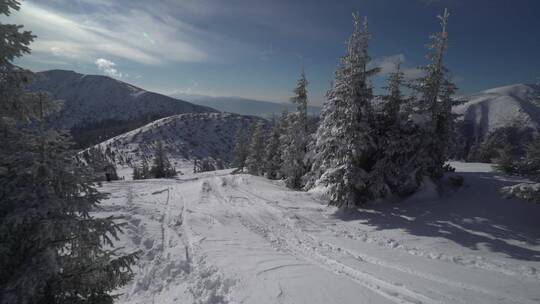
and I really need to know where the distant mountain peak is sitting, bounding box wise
[454,83,540,141]
[28,69,217,147]
[31,70,216,127]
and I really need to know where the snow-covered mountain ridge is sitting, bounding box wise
[91,112,265,168]
[92,83,540,169]
[455,83,540,139]
[30,70,216,129]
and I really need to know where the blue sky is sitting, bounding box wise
[6,0,540,105]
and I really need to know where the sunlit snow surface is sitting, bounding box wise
[97,163,540,304]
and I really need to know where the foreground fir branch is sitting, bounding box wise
[0,1,138,303]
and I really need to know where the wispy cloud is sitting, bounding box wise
[95,58,123,78]
[13,1,210,65]
[13,0,335,71]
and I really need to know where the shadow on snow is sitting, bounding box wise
[333,172,540,261]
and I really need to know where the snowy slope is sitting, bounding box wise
[91,112,265,167]
[172,93,321,118]
[454,83,540,139]
[97,162,540,304]
[30,70,216,129]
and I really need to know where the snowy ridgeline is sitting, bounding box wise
[29,70,215,129]
[455,83,540,139]
[88,112,266,169]
[97,162,540,304]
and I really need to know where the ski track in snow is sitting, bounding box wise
[99,166,540,304]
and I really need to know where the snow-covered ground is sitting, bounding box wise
[97,163,540,304]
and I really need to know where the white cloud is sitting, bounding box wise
[95,58,123,78]
[372,54,424,80]
[373,54,406,75]
[13,2,210,65]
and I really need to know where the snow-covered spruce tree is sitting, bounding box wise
[1,3,138,303]
[263,117,282,180]
[1,6,138,303]
[245,121,266,176]
[1,93,138,303]
[310,14,379,208]
[132,159,150,180]
[409,9,461,180]
[82,147,119,182]
[132,165,142,180]
[291,67,309,131]
[193,158,221,173]
[232,127,249,172]
[141,159,150,179]
[278,109,290,161]
[281,69,310,189]
[0,1,38,125]
[150,141,176,178]
[521,138,540,182]
[381,63,406,125]
[500,139,540,203]
[370,63,424,198]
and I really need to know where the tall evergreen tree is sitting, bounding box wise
[281,69,310,189]
[245,121,265,176]
[150,141,176,178]
[410,9,460,180]
[141,159,150,178]
[232,127,249,172]
[310,13,379,208]
[371,63,424,198]
[278,109,290,158]
[290,67,309,132]
[132,165,142,180]
[82,147,119,182]
[0,4,137,302]
[0,3,42,128]
[381,63,406,125]
[263,117,282,180]
[132,159,150,180]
